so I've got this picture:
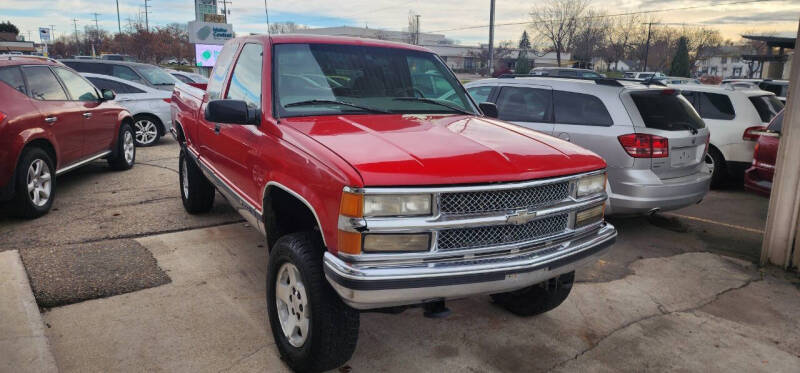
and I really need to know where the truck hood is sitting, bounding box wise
[283,114,605,186]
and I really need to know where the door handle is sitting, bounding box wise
[45,116,57,123]
[214,123,221,134]
[83,112,93,119]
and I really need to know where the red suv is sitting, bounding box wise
[744,109,783,196]
[0,56,136,218]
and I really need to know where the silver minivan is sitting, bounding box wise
[464,76,712,215]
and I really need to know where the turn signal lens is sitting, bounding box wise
[339,191,363,218]
[576,204,605,228]
[363,234,430,253]
[337,230,362,255]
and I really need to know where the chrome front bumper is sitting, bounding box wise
[324,222,616,310]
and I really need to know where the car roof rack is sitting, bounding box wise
[0,54,60,64]
[495,74,668,88]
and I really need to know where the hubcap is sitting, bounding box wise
[134,120,158,145]
[27,159,52,207]
[275,263,310,347]
[123,130,135,164]
[181,157,189,198]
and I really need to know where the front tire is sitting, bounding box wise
[491,271,575,316]
[267,232,360,372]
[11,147,55,219]
[179,148,215,214]
[132,115,162,147]
[107,123,136,170]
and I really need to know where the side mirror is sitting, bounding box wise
[205,99,260,125]
[101,88,116,101]
[479,102,499,118]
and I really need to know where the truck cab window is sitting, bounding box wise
[225,43,263,108]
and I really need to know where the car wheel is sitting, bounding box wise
[11,147,56,219]
[179,148,215,214]
[705,147,727,189]
[267,232,360,372]
[132,115,162,147]
[108,123,136,170]
[491,271,575,317]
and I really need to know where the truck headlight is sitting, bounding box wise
[576,173,606,198]
[363,234,430,252]
[363,194,432,217]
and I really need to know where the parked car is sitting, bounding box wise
[59,59,179,91]
[531,67,604,78]
[81,73,172,146]
[464,76,711,215]
[672,84,784,187]
[722,79,789,104]
[0,56,136,218]
[624,71,665,80]
[657,76,702,85]
[101,54,136,62]
[744,110,783,196]
[171,35,617,371]
[166,69,208,84]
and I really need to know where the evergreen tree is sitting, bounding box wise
[518,30,531,50]
[669,36,691,77]
[515,31,532,74]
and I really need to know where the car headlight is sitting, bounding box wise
[576,173,606,198]
[363,233,430,252]
[362,194,432,217]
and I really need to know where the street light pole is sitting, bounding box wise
[643,22,653,71]
[488,0,495,76]
[116,0,122,34]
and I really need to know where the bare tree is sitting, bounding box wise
[529,0,589,66]
[571,9,610,68]
[603,14,641,71]
[268,22,309,34]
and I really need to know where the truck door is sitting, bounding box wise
[197,42,240,172]
[491,85,554,135]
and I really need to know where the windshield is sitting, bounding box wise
[630,91,705,131]
[136,65,177,86]
[273,43,476,117]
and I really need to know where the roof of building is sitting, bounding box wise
[742,35,796,49]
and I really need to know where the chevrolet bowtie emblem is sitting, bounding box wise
[506,209,537,225]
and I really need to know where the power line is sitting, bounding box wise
[428,0,774,33]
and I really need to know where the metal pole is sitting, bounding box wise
[49,25,56,40]
[415,14,420,45]
[488,0,495,75]
[116,0,122,34]
[643,22,652,71]
[144,0,150,32]
[73,18,80,55]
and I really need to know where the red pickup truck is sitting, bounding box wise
[171,35,616,372]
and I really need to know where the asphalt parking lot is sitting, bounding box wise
[2,138,799,372]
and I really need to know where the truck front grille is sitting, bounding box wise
[436,213,569,251]
[439,182,569,216]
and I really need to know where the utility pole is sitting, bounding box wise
[220,0,232,23]
[116,0,122,34]
[73,18,80,55]
[415,14,420,45]
[143,0,151,32]
[488,0,495,75]
[49,25,56,40]
[92,13,101,40]
[643,21,653,71]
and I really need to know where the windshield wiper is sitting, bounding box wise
[392,97,472,115]
[674,122,699,134]
[284,99,389,113]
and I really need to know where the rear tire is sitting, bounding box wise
[107,123,136,170]
[267,232,360,372]
[179,148,215,214]
[491,271,575,317]
[705,147,727,189]
[132,114,162,147]
[11,147,55,219]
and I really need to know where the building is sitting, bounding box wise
[741,35,795,80]
[695,45,755,78]
[293,25,450,45]
[591,58,635,72]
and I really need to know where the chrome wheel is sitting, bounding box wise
[123,130,135,164]
[275,262,310,348]
[181,157,189,199]
[134,119,158,145]
[27,159,52,207]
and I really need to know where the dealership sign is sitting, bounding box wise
[188,21,234,45]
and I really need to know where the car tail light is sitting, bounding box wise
[743,126,765,141]
[752,143,760,165]
[162,98,172,104]
[618,134,669,158]
[0,111,6,123]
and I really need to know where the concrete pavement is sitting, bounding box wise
[41,223,800,372]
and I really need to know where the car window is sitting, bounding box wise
[466,86,493,103]
[22,66,68,100]
[697,92,735,120]
[225,43,263,108]
[111,65,143,83]
[172,73,193,83]
[208,43,240,100]
[759,82,788,97]
[557,70,578,77]
[135,65,176,86]
[554,91,613,126]
[86,77,145,94]
[0,66,26,94]
[630,91,705,131]
[495,86,551,122]
[580,71,601,78]
[62,62,110,75]
[53,68,99,101]
[749,95,784,123]
[767,111,784,132]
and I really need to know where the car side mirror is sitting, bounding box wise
[479,102,499,118]
[101,88,116,101]
[205,99,260,125]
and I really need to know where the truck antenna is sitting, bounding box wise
[264,0,271,35]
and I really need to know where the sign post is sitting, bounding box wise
[38,27,50,57]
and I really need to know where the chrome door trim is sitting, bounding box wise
[55,150,112,176]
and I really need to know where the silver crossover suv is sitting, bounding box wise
[464,76,712,215]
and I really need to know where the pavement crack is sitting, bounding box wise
[137,162,179,174]
[546,277,762,372]
[217,345,269,372]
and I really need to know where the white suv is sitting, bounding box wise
[670,84,784,187]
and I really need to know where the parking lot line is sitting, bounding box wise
[662,213,764,234]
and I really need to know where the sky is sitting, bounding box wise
[2,0,799,46]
